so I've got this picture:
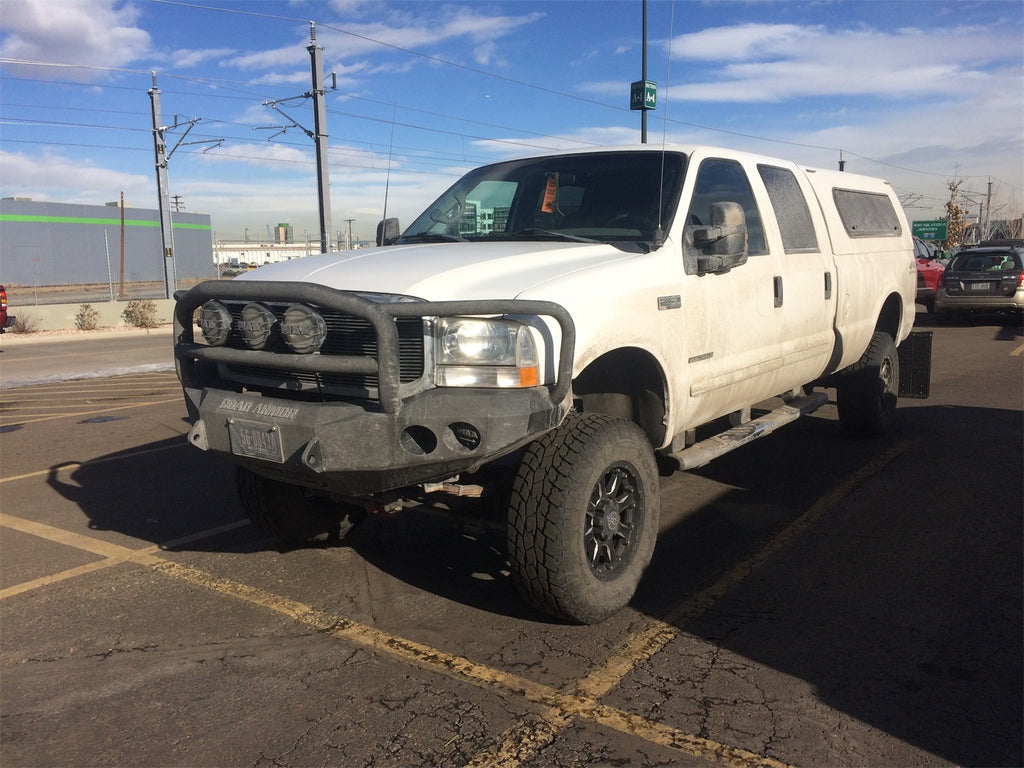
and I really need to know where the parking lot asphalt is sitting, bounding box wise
[1,315,1022,767]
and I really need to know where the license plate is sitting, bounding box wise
[228,419,284,462]
[969,282,993,291]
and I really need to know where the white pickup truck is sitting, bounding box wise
[174,144,931,623]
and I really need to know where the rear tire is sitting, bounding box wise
[507,413,660,624]
[236,466,365,545]
[836,330,899,438]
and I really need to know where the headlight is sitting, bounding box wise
[435,317,540,388]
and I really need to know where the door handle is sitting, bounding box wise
[824,271,833,299]
[774,276,783,308]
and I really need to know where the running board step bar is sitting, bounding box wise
[667,392,829,470]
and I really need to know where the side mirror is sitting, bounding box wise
[693,201,748,274]
[376,217,400,246]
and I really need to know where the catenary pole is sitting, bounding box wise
[308,23,332,254]
[148,74,176,299]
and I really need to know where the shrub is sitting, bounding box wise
[75,304,101,331]
[7,311,41,334]
[122,299,159,328]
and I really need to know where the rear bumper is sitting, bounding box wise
[934,290,1024,313]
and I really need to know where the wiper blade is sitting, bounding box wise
[517,228,600,243]
[401,232,467,243]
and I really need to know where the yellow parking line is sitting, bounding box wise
[0,515,249,599]
[1,441,909,768]
[0,442,185,484]
[0,511,790,767]
[467,438,911,767]
[1010,343,1024,357]
[149,559,789,768]
[0,396,183,427]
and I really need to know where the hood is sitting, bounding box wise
[236,241,637,301]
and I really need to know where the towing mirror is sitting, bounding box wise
[376,217,401,246]
[694,201,748,274]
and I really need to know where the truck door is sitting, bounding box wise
[680,156,783,420]
[755,164,836,385]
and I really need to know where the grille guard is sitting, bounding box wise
[174,280,576,414]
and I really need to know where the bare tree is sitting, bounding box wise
[943,177,968,248]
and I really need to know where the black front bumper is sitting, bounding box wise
[182,383,567,496]
[174,281,575,496]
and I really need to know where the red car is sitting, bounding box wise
[0,284,15,333]
[913,237,945,313]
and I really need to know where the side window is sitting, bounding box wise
[685,158,766,256]
[758,165,819,253]
[833,188,902,237]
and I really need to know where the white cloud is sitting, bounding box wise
[0,149,151,202]
[658,22,1022,102]
[170,48,236,69]
[202,142,312,168]
[0,0,150,78]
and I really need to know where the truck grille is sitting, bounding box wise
[218,301,424,394]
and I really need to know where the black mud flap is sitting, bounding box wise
[898,330,932,398]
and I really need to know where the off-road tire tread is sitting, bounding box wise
[507,412,659,624]
[836,330,899,438]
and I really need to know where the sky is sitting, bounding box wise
[1,0,1022,246]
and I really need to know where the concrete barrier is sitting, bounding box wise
[7,299,178,332]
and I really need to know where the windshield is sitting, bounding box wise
[400,151,686,248]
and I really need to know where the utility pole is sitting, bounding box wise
[983,177,992,241]
[148,75,176,300]
[309,23,332,254]
[345,218,355,249]
[148,75,219,298]
[119,191,126,298]
[257,23,335,255]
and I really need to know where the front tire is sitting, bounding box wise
[507,413,660,624]
[236,466,365,545]
[836,330,899,438]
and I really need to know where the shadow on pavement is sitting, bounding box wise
[50,401,1023,766]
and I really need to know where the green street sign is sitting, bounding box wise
[630,80,656,111]
[912,220,948,241]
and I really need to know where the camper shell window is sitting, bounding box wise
[833,188,902,238]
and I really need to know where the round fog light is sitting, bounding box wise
[238,302,277,349]
[197,300,232,346]
[281,303,327,354]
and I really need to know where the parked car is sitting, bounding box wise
[934,242,1024,322]
[0,284,15,332]
[913,237,945,312]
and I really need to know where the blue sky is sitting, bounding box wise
[1,0,1022,245]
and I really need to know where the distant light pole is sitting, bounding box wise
[630,0,656,143]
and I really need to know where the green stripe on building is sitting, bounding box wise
[0,214,211,230]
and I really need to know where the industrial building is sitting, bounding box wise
[0,198,216,292]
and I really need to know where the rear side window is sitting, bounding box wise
[758,165,818,253]
[833,189,902,237]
